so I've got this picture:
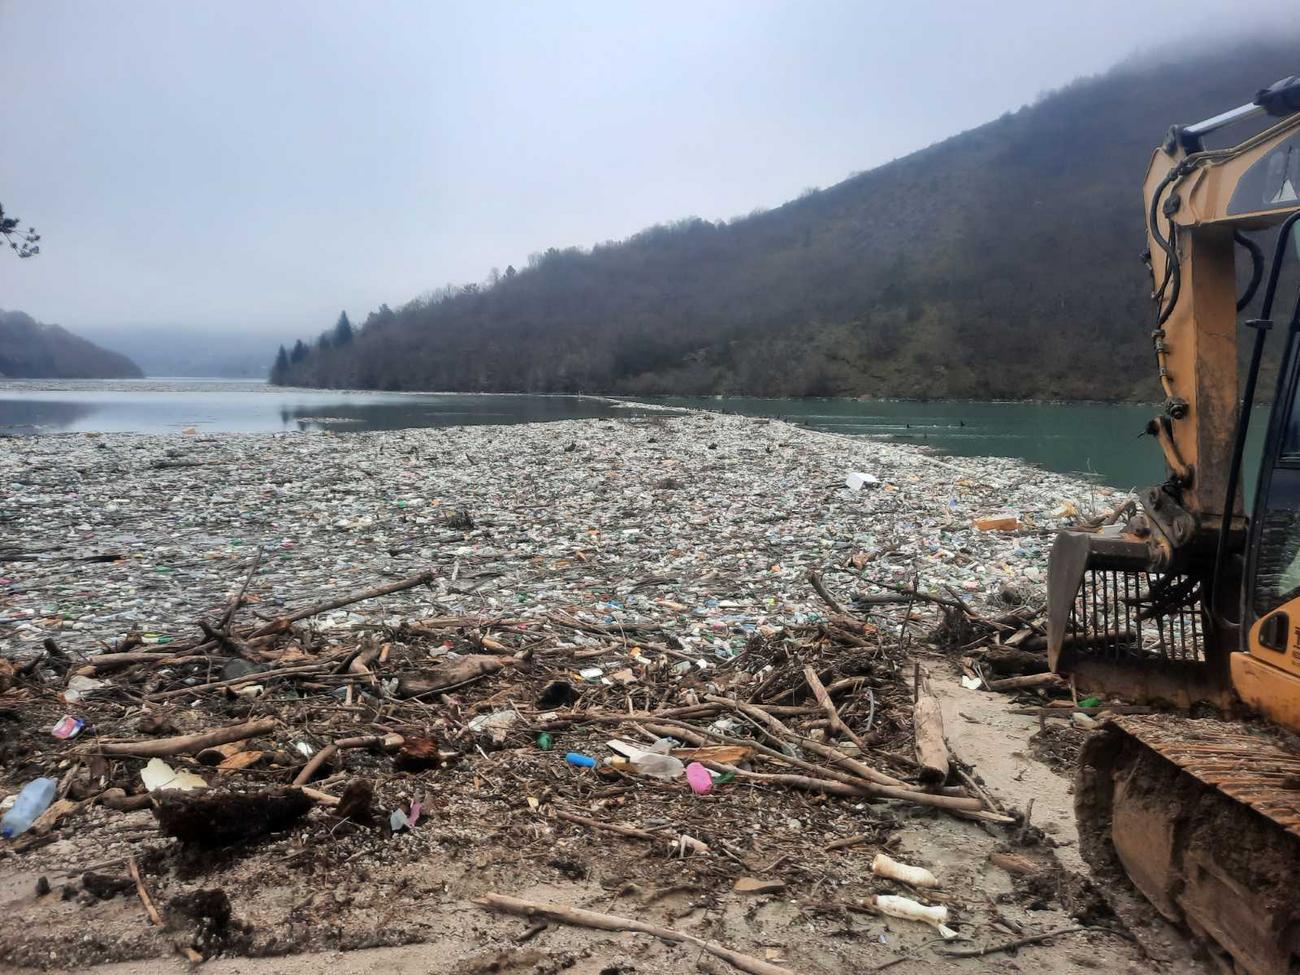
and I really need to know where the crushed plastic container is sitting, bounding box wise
[845,472,881,491]
[1,778,58,839]
[685,762,713,794]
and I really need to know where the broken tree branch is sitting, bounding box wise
[91,718,277,757]
[913,670,949,785]
[248,568,436,637]
[936,924,1087,958]
[807,569,843,615]
[474,893,796,975]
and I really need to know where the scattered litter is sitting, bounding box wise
[63,675,106,703]
[467,709,520,742]
[973,515,1020,532]
[0,778,57,839]
[872,893,958,939]
[50,715,84,739]
[685,762,713,795]
[845,471,881,490]
[140,758,207,794]
[0,406,1112,967]
[871,852,938,888]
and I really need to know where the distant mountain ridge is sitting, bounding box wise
[0,310,143,379]
[273,36,1300,400]
[75,324,288,379]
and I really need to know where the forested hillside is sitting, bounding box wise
[0,310,143,379]
[274,38,1299,400]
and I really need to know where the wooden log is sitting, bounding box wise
[984,672,1066,692]
[979,647,1048,677]
[395,655,515,697]
[913,676,949,785]
[91,718,277,757]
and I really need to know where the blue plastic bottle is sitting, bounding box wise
[1,778,58,839]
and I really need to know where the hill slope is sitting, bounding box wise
[0,310,143,379]
[274,38,1300,400]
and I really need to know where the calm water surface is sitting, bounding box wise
[0,380,655,435]
[1,380,1252,490]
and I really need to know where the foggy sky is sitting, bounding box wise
[0,0,1292,340]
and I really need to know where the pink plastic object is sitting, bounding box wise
[685,762,713,795]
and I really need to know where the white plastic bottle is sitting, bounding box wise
[1,778,58,839]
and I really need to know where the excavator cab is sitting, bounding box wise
[1235,267,1300,727]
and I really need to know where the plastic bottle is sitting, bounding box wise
[565,752,597,768]
[631,753,685,780]
[1,778,58,839]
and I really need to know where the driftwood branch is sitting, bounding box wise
[936,924,1088,958]
[474,893,797,975]
[803,666,871,755]
[291,732,404,786]
[218,545,264,631]
[91,718,277,757]
[912,671,949,784]
[127,854,163,926]
[249,568,436,637]
[807,569,843,615]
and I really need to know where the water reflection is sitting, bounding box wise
[0,384,659,437]
[0,399,98,435]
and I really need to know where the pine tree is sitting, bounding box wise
[270,345,290,384]
[333,310,354,345]
[290,339,309,363]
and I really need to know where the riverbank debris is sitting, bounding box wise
[0,409,1130,969]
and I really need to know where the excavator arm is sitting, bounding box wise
[1046,76,1300,706]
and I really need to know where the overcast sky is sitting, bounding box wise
[0,0,1291,339]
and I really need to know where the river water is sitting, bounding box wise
[1,379,1237,490]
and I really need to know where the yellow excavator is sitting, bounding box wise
[1047,74,1300,975]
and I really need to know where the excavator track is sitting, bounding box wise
[1078,715,1300,975]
